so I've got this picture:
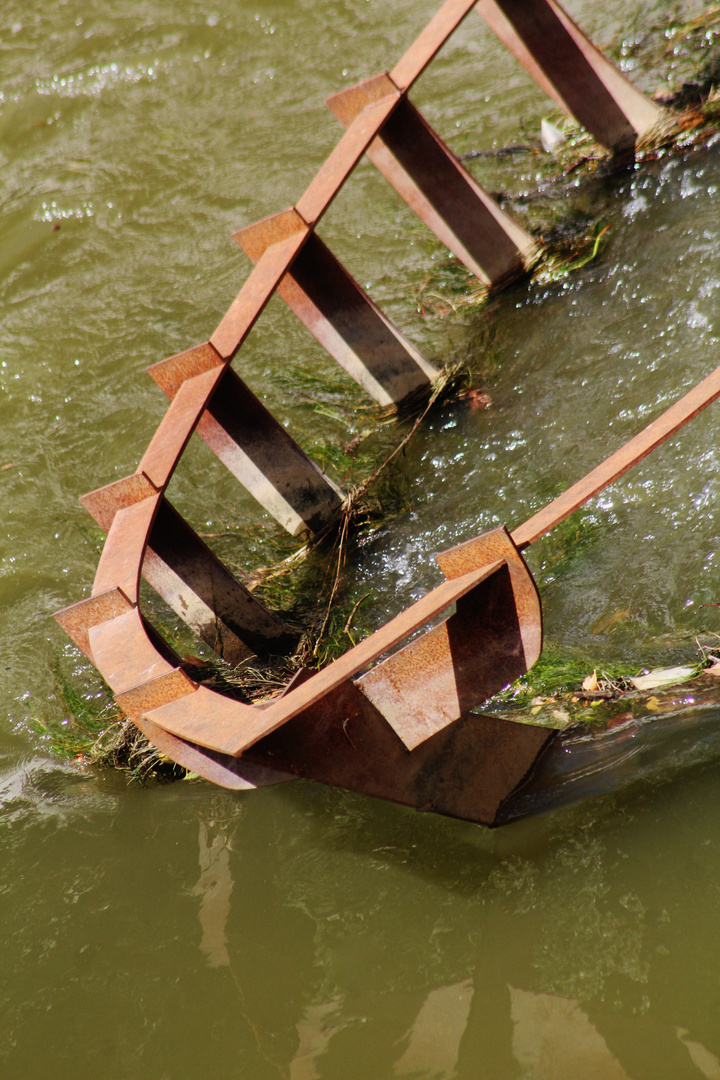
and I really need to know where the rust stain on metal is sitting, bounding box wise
[147,342,224,400]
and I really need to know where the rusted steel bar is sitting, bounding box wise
[149,350,343,537]
[138,367,225,490]
[82,477,298,662]
[235,213,437,406]
[510,364,720,549]
[390,0,479,92]
[476,0,661,150]
[211,229,310,359]
[295,93,401,226]
[327,76,535,287]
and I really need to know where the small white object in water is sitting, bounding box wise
[541,118,567,153]
[629,666,696,692]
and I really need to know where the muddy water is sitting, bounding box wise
[3,1,720,1076]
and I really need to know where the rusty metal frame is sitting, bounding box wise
[55,1,678,825]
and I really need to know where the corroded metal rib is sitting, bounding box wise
[327,78,535,286]
[476,0,661,150]
[234,215,437,406]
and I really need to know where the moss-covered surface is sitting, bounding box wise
[35,660,186,782]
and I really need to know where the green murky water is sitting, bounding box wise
[3,1,720,1076]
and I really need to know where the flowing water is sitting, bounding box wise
[3,1,720,1076]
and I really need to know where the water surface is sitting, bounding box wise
[2,1,720,1077]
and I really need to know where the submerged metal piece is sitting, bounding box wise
[55,0,673,824]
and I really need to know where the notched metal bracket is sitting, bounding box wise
[357,526,542,749]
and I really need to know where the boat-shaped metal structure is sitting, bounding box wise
[56,0,711,826]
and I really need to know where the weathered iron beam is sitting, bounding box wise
[476,0,661,150]
[235,211,437,406]
[81,475,297,663]
[149,346,343,538]
[327,75,535,286]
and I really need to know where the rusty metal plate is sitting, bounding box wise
[146,499,298,661]
[54,587,134,660]
[91,494,161,603]
[88,607,177,694]
[196,365,343,536]
[278,233,437,405]
[242,680,555,826]
[358,531,541,749]
[232,208,306,264]
[376,98,531,285]
[327,85,534,285]
[81,473,158,534]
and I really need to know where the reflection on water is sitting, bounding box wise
[3,755,720,1078]
[394,979,474,1077]
[192,817,236,969]
[3,0,720,1075]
